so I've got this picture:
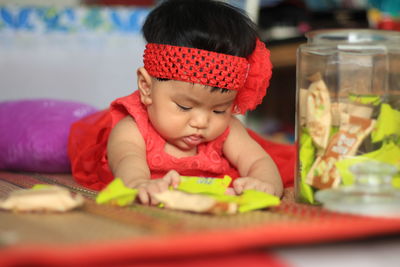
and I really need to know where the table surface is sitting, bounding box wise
[273,235,400,267]
[1,171,400,267]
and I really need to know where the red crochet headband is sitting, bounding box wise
[143,39,272,114]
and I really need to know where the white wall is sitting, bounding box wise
[0,5,149,108]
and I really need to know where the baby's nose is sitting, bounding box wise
[189,111,209,129]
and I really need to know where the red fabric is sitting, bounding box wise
[144,39,272,114]
[68,91,295,190]
[235,39,272,114]
[68,109,114,190]
[144,43,248,91]
[247,129,295,188]
[111,91,241,180]
[2,210,400,267]
[0,248,288,267]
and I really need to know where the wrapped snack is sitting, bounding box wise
[298,128,316,203]
[153,190,237,214]
[336,141,400,188]
[371,103,400,143]
[331,102,372,127]
[306,73,332,150]
[96,178,138,207]
[236,190,280,213]
[0,185,84,212]
[348,93,382,106]
[299,88,308,126]
[213,190,280,213]
[155,189,280,214]
[331,102,347,127]
[307,113,376,189]
[177,175,232,195]
[347,103,374,119]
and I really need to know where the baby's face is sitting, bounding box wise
[146,79,237,153]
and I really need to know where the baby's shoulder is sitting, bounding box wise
[228,116,247,133]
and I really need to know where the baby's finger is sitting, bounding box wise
[163,170,181,188]
[232,178,248,194]
[240,181,276,196]
[137,188,150,205]
[149,194,161,206]
[225,188,236,195]
[154,179,171,193]
[259,184,276,196]
[146,182,165,195]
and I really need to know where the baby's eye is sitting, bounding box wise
[213,110,226,114]
[176,103,192,111]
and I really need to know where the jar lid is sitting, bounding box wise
[315,161,400,218]
[306,29,400,46]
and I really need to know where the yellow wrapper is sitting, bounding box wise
[96,178,138,206]
[371,103,400,143]
[237,190,281,213]
[177,175,232,195]
[213,190,280,213]
[336,141,400,188]
[32,184,52,190]
[298,128,316,204]
[348,93,382,106]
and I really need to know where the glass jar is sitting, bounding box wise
[295,29,400,210]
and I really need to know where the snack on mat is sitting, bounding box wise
[95,176,280,214]
[306,73,332,150]
[0,185,84,212]
[176,175,232,195]
[96,178,138,207]
[307,113,376,189]
[154,190,238,214]
[234,189,280,213]
[154,189,280,214]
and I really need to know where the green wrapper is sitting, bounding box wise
[177,175,232,195]
[348,93,382,106]
[96,178,138,206]
[298,128,316,203]
[237,190,281,213]
[336,141,400,188]
[213,189,280,213]
[372,103,400,143]
[32,184,53,190]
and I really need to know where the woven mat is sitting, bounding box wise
[1,171,400,265]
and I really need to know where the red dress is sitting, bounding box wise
[68,91,295,190]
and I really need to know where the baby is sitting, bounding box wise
[68,0,284,205]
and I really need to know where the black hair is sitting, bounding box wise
[142,0,258,58]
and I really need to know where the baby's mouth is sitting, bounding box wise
[182,135,203,146]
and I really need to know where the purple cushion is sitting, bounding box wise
[0,99,98,173]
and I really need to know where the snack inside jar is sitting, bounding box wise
[295,29,400,204]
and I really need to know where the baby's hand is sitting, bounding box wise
[135,170,180,205]
[232,177,282,197]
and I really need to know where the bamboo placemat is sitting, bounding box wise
[1,171,400,249]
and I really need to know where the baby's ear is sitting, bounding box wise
[137,67,152,105]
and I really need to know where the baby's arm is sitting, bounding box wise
[223,117,283,197]
[107,116,179,205]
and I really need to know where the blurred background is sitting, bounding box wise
[1,0,399,143]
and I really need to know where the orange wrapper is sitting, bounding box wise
[307,113,376,189]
